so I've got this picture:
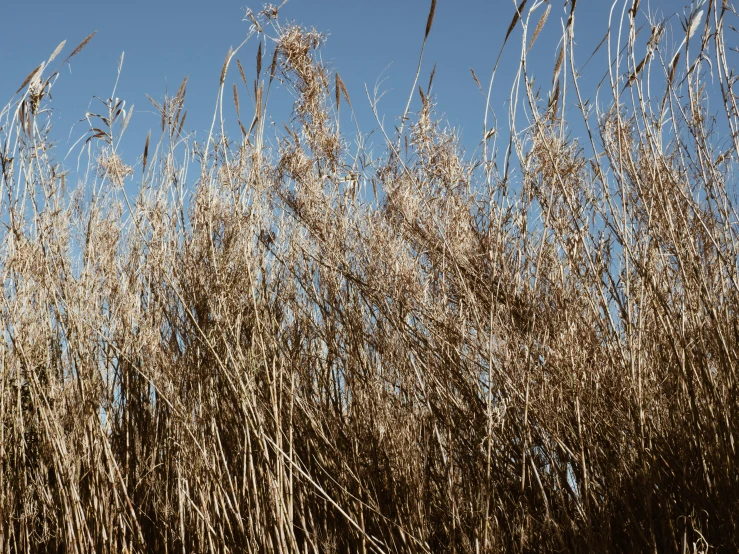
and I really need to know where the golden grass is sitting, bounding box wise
[0,2,737,553]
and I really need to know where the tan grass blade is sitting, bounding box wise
[425,0,437,40]
[552,45,564,87]
[15,64,43,94]
[146,93,162,113]
[528,4,551,52]
[505,0,528,46]
[121,104,134,133]
[549,79,561,116]
[177,111,187,137]
[220,47,233,86]
[64,31,96,63]
[237,59,247,85]
[688,10,704,40]
[269,47,279,86]
[248,115,258,136]
[567,0,577,29]
[470,67,482,92]
[175,76,188,107]
[255,82,263,120]
[660,51,680,115]
[335,73,341,111]
[491,0,529,75]
[337,73,351,107]
[234,84,241,118]
[256,42,263,80]
[581,30,608,71]
[142,131,150,174]
[622,54,648,92]
[667,51,680,89]
[47,40,66,66]
[19,100,26,131]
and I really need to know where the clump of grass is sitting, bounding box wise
[1,1,738,552]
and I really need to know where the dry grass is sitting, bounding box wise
[1,1,738,552]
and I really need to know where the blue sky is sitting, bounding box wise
[1,0,689,174]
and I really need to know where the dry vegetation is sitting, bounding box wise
[1,0,738,552]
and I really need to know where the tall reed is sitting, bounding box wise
[1,1,737,552]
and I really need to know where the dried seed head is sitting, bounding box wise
[425,0,437,40]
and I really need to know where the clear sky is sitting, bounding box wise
[1,0,686,174]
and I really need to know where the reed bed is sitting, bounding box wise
[1,1,738,552]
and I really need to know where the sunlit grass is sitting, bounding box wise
[1,2,737,552]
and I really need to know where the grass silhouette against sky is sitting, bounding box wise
[1,0,637,165]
